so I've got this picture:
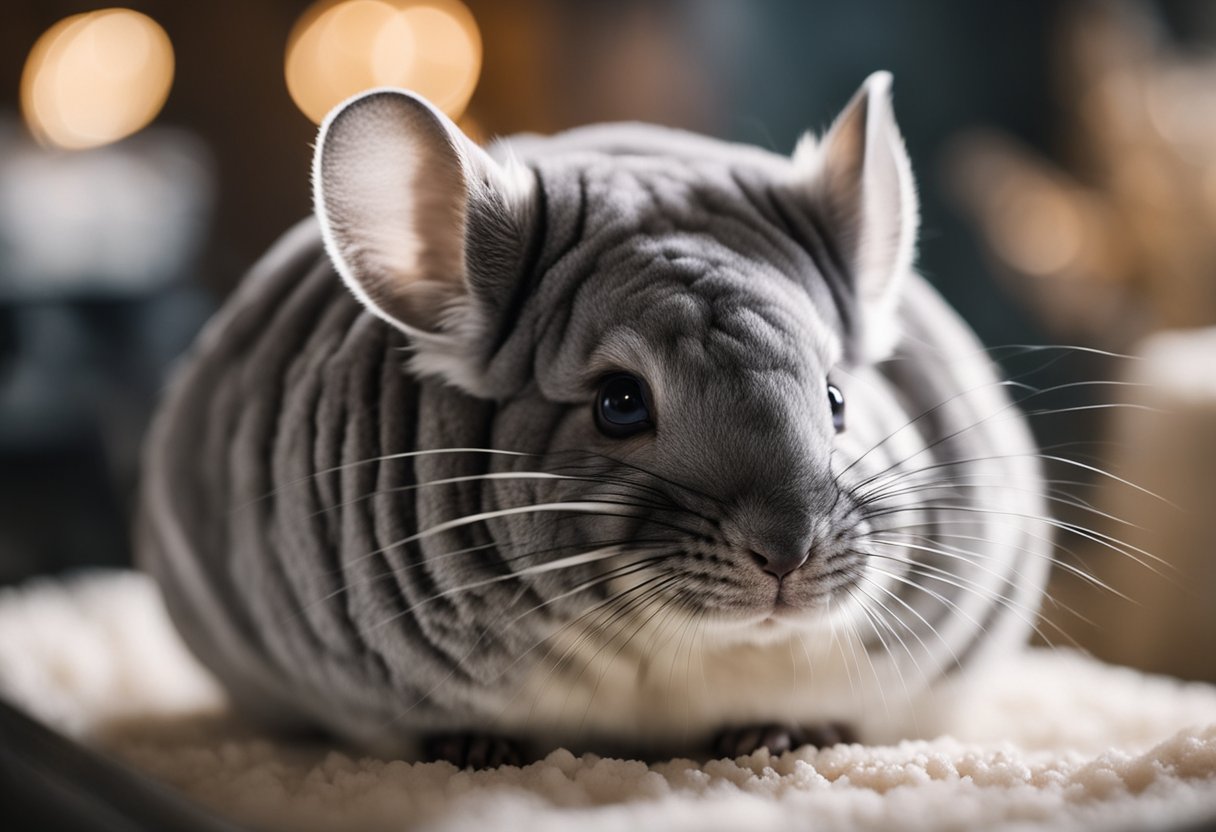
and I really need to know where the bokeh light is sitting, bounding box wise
[990,187,1085,278]
[20,9,175,151]
[286,0,482,125]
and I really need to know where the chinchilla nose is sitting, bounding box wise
[724,455,838,580]
[749,547,811,579]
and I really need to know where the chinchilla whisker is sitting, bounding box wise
[551,449,728,510]
[860,473,1098,494]
[844,378,1158,491]
[663,596,704,714]
[795,628,829,698]
[441,533,676,573]
[856,582,932,691]
[851,443,1151,506]
[464,559,685,700]
[579,579,690,731]
[865,558,1078,653]
[672,609,708,738]
[841,592,894,716]
[1035,454,1177,510]
[837,376,1033,478]
[572,575,683,681]
[857,481,1143,532]
[863,531,1060,601]
[851,445,1152,510]
[637,584,694,673]
[687,612,709,708]
[491,566,673,693]
[860,503,1173,578]
[234,447,536,510]
[529,575,683,727]
[307,471,599,518]
[290,542,491,622]
[845,604,894,706]
[695,611,713,707]
[986,343,1143,361]
[865,538,1118,631]
[843,587,892,687]
[340,500,651,572]
[315,545,672,639]
[987,343,1141,361]
[847,586,918,713]
[860,506,1152,583]
[941,340,1109,382]
[314,457,696,525]
[381,559,676,665]
[1023,402,1166,418]
[517,585,666,725]
[880,542,1099,627]
[850,446,1173,511]
[298,535,678,621]
[862,572,962,669]
[837,353,1134,480]
[536,580,664,726]
[855,576,945,681]
[391,566,673,728]
[576,491,694,517]
[864,530,1122,602]
[369,545,670,632]
[576,577,691,731]
[650,592,703,715]
[559,493,715,540]
[654,593,704,708]
[829,595,868,705]
[864,519,1113,596]
[885,338,1142,364]
[864,561,988,634]
[514,558,669,627]
[544,462,691,510]
[864,540,1065,617]
[854,477,1108,521]
[590,480,725,529]
[867,555,1084,652]
[543,467,727,542]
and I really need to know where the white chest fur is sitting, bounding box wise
[491,611,927,754]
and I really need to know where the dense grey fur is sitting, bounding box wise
[138,77,1049,758]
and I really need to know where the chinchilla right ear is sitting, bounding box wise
[313,88,537,395]
[787,71,920,362]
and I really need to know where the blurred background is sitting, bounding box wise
[0,0,1213,682]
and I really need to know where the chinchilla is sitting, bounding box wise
[138,72,1050,766]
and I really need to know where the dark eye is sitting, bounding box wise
[827,383,845,433]
[595,373,653,438]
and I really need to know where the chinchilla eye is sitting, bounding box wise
[828,383,845,433]
[595,374,653,438]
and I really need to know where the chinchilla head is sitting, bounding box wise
[312,72,924,645]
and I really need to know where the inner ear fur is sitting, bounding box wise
[313,88,535,352]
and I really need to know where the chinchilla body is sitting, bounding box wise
[139,74,1049,758]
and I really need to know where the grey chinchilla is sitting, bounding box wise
[138,72,1050,763]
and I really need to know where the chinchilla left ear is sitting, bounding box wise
[788,71,920,361]
[313,88,536,393]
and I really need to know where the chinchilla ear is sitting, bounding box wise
[313,88,535,392]
[789,71,919,360]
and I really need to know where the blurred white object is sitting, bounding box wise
[1138,328,1216,403]
[1081,326,1216,682]
[0,118,213,298]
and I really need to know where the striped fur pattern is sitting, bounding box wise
[138,75,1049,758]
